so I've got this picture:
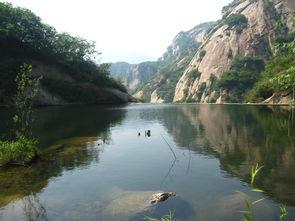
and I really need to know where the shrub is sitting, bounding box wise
[227,49,233,59]
[0,136,38,165]
[198,50,206,62]
[205,74,219,97]
[225,13,248,33]
[196,82,206,101]
[264,0,280,20]
[187,69,201,82]
[156,65,187,102]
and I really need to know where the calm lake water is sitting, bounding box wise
[0,104,295,221]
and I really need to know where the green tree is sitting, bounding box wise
[247,33,295,102]
[225,13,248,33]
[0,64,41,166]
[219,56,264,102]
[13,64,42,138]
[0,1,127,104]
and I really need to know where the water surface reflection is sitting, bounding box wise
[0,104,294,221]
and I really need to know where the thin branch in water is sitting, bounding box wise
[160,158,177,188]
[186,144,192,175]
[160,134,177,160]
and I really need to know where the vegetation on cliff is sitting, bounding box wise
[219,57,265,102]
[246,14,295,103]
[112,0,295,104]
[173,0,295,104]
[224,13,248,33]
[110,22,214,103]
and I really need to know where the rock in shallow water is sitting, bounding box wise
[102,190,193,221]
[150,192,176,204]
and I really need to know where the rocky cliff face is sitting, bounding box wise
[110,62,159,92]
[173,0,294,103]
[110,22,214,102]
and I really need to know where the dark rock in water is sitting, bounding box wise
[150,192,176,204]
[131,195,194,221]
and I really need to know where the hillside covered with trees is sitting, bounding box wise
[0,2,130,106]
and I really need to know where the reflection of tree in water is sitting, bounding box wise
[139,105,202,147]
[0,106,126,148]
[0,106,126,208]
[23,194,47,221]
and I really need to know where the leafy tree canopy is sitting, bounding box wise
[0,2,126,95]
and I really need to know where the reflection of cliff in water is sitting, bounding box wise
[156,105,295,205]
[0,106,126,208]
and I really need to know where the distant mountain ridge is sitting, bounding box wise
[110,22,215,102]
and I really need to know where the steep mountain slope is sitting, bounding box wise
[173,0,295,103]
[110,61,159,92]
[110,22,215,102]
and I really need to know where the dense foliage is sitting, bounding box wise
[219,56,265,102]
[246,11,295,103]
[0,2,126,104]
[246,43,295,102]
[157,65,187,102]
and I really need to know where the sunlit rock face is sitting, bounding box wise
[110,23,214,102]
[150,90,164,104]
[110,62,159,92]
[285,0,295,10]
[173,0,293,103]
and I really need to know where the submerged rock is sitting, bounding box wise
[102,190,193,221]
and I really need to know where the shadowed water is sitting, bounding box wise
[0,104,295,221]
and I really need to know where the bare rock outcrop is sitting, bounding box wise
[150,90,164,103]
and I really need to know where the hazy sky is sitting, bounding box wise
[4,0,232,63]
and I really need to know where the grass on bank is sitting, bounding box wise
[144,210,176,221]
[0,135,38,166]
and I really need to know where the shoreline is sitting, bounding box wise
[0,102,293,109]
